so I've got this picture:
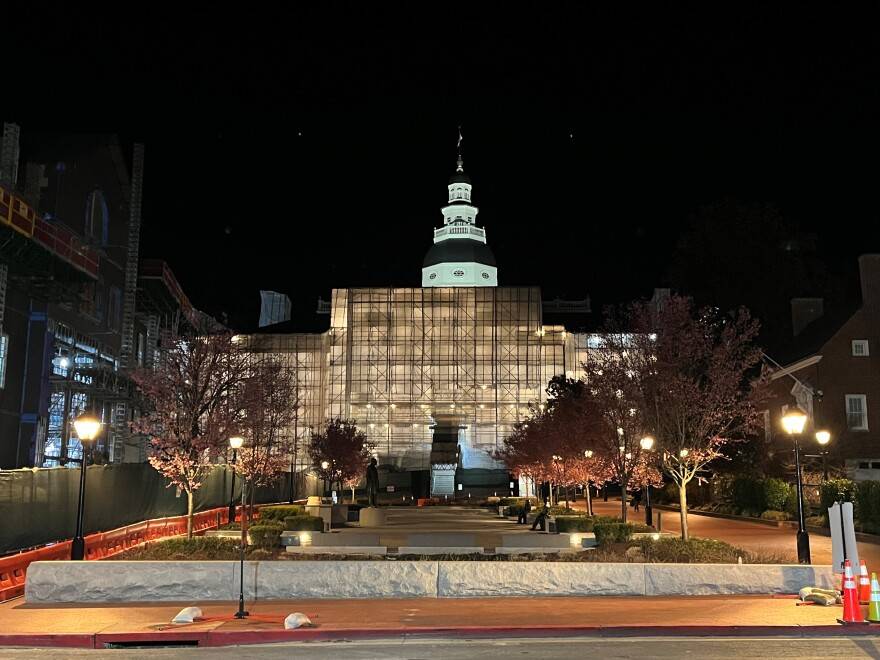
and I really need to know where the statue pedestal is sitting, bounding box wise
[359,507,387,526]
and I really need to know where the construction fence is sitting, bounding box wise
[0,463,296,555]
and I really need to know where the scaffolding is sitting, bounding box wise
[255,286,588,478]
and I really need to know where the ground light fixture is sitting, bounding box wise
[781,410,811,564]
[71,410,102,560]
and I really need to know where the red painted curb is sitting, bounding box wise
[0,634,95,649]
[2,623,877,649]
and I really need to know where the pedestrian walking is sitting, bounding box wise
[631,488,642,512]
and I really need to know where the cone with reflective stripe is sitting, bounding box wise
[839,559,866,624]
[859,560,872,604]
[868,573,880,623]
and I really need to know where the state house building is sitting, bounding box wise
[244,151,595,498]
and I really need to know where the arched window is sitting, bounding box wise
[85,188,109,245]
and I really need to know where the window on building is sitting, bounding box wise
[0,333,8,388]
[108,286,122,331]
[846,394,868,430]
[85,188,109,245]
[79,281,103,321]
[853,340,870,356]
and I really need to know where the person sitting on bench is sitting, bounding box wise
[530,501,550,531]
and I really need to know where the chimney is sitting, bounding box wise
[859,254,880,307]
[791,297,824,337]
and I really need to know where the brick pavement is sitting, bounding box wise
[2,501,878,649]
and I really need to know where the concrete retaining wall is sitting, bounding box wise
[25,560,838,603]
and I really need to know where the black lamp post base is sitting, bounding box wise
[71,537,85,561]
[234,607,249,619]
[796,530,811,564]
[645,505,653,527]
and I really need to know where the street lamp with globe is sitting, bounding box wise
[228,436,244,523]
[815,430,831,482]
[781,410,811,564]
[640,435,655,526]
[71,410,102,560]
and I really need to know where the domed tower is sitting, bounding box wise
[421,147,498,287]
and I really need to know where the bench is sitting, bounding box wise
[283,531,387,555]
[397,532,483,555]
[495,532,596,554]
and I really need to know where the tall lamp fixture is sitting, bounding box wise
[228,436,244,523]
[640,435,655,527]
[782,410,811,564]
[815,430,831,482]
[229,436,249,619]
[71,410,102,560]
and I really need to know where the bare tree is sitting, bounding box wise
[232,356,299,522]
[618,294,770,539]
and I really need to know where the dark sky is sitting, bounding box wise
[6,4,878,331]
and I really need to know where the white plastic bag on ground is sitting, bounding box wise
[284,612,312,629]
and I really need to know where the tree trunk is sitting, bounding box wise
[186,490,194,539]
[621,491,627,522]
[679,482,689,540]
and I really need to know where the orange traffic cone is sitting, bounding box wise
[868,572,880,623]
[859,560,872,604]
[839,559,867,624]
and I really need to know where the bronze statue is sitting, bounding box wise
[365,457,379,506]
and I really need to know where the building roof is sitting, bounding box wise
[423,238,496,268]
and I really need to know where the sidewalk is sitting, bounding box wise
[3,501,878,649]
[0,594,876,649]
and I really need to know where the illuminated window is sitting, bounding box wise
[853,340,869,356]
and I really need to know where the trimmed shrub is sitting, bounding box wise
[759,510,789,521]
[731,476,765,512]
[853,479,880,534]
[283,514,325,531]
[820,478,855,511]
[249,522,284,548]
[762,478,791,512]
[593,522,634,546]
[259,505,305,522]
[555,516,596,533]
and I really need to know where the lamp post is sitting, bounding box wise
[782,410,811,564]
[321,460,330,496]
[71,410,102,560]
[815,430,831,482]
[583,450,594,516]
[228,436,243,523]
[640,435,655,527]
[229,436,249,619]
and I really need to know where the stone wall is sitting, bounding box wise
[25,560,838,603]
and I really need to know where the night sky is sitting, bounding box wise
[6,4,878,332]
